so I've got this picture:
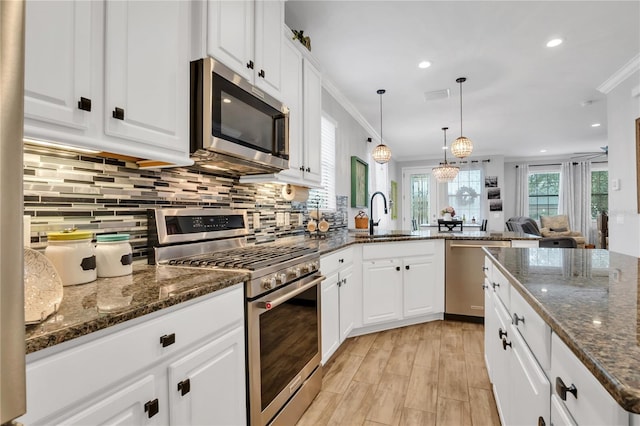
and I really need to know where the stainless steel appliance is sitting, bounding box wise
[148,208,323,426]
[190,57,289,175]
[1,0,27,423]
[445,240,511,319]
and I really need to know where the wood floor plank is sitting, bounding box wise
[439,323,464,354]
[464,352,491,390]
[348,333,378,357]
[468,387,501,426]
[366,373,410,425]
[436,397,472,426]
[462,329,484,354]
[322,352,365,393]
[372,328,401,351]
[437,353,469,401]
[327,380,376,426]
[395,324,422,345]
[399,408,436,426]
[404,366,438,413]
[461,322,483,331]
[295,390,342,426]
[353,345,393,385]
[385,342,419,377]
[414,339,440,370]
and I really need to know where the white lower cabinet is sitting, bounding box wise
[362,258,403,325]
[19,286,245,425]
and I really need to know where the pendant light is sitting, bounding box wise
[451,77,473,159]
[372,89,392,164]
[433,127,459,183]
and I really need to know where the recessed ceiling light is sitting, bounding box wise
[418,61,431,69]
[546,38,563,48]
[591,123,601,127]
[540,149,547,153]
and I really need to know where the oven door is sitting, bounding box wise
[247,273,324,426]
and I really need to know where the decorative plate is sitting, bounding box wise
[24,248,63,324]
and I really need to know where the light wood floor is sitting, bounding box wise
[296,320,500,426]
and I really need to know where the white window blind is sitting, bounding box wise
[309,116,336,210]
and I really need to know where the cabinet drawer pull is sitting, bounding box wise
[555,377,578,401]
[395,266,401,271]
[258,69,265,78]
[160,333,176,347]
[178,378,191,396]
[77,97,92,111]
[492,282,500,289]
[112,107,125,120]
[538,416,546,426]
[513,313,525,325]
[246,60,254,69]
[144,399,159,418]
[498,328,507,339]
[502,338,512,350]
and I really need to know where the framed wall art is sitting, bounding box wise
[351,156,369,208]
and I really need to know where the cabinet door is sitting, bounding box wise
[339,265,355,342]
[24,1,93,133]
[104,0,189,153]
[168,326,246,426]
[253,0,283,97]
[402,255,443,317]
[483,279,496,382]
[59,375,158,425]
[207,0,254,81]
[508,325,550,426]
[302,59,322,184]
[277,36,304,180]
[321,271,340,365]
[490,292,511,425]
[362,259,402,325]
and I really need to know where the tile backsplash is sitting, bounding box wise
[24,145,347,261]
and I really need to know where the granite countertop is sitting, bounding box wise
[25,264,249,354]
[485,247,640,413]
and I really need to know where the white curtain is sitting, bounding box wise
[514,164,529,217]
[559,161,591,243]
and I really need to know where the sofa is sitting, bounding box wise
[506,216,580,248]
[539,215,586,248]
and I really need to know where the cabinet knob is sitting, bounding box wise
[492,282,500,289]
[144,399,159,418]
[482,266,489,271]
[502,338,512,350]
[258,69,265,78]
[513,313,525,326]
[78,97,92,112]
[112,107,125,120]
[395,266,401,271]
[338,258,344,263]
[306,167,311,172]
[405,265,410,270]
[482,284,489,289]
[160,333,176,347]
[246,60,254,69]
[299,166,305,171]
[177,378,191,396]
[555,377,578,401]
[498,328,507,340]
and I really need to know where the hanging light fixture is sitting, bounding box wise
[433,127,459,183]
[451,77,473,159]
[372,89,392,164]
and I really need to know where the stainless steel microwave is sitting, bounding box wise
[190,57,289,175]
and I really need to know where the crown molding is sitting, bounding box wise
[321,76,381,144]
[597,53,640,94]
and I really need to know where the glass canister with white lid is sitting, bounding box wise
[95,234,133,277]
[45,229,97,286]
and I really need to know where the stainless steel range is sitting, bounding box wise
[148,208,323,426]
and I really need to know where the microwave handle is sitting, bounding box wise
[257,275,325,311]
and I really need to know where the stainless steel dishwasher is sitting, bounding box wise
[445,240,511,320]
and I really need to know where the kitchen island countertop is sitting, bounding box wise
[485,247,640,414]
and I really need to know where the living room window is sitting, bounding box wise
[309,115,336,210]
[528,171,560,220]
[591,170,608,219]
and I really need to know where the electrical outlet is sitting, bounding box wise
[253,213,260,230]
[295,213,303,226]
[276,212,285,227]
[284,212,291,227]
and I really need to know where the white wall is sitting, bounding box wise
[605,69,640,256]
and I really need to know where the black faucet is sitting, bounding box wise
[369,191,388,235]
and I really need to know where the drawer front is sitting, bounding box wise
[491,267,510,310]
[23,286,244,424]
[550,333,628,426]
[483,256,493,281]
[551,394,577,426]
[510,287,551,370]
[362,240,438,260]
[321,247,354,276]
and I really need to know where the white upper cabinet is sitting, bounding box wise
[24,0,192,166]
[206,0,283,99]
[104,1,190,154]
[301,58,322,184]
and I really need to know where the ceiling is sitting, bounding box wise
[284,1,640,162]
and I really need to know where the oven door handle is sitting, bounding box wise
[257,275,325,311]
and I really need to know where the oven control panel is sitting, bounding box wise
[257,260,319,293]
